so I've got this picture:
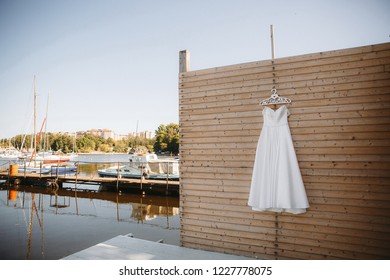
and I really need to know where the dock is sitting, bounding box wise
[62,235,252,260]
[0,171,180,196]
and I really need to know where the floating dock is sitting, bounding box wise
[62,235,252,260]
[0,171,180,196]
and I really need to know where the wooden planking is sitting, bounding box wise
[180,93,390,116]
[179,44,390,83]
[181,213,390,249]
[180,65,390,95]
[179,44,390,76]
[179,42,390,259]
[179,64,390,98]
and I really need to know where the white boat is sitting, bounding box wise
[98,154,180,181]
[17,161,77,175]
[147,158,180,181]
[35,151,78,164]
[98,165,146,179]
[128,153,158,164]
[43,162,77,174]
[0,148,23,160]
[17,165,51,174]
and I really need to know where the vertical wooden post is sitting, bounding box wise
[140,162,143,192]
[74,161,79,215]
[74,162,79,189]
[116,192,120,221]
[33,76,37,164]
[7,160,10,182]
[270,25,275,60]
[179,50,190,73]
[116,161,120,193]
[166,161,169,195]
[270,25,277,92]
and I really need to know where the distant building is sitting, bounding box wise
[73,129,154,140]
[116,134,128,141]
[86,129,116,140]
[128,131,154,139]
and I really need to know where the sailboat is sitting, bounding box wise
[17,77,77,175]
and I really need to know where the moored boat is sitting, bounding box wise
[16,159,77,175]
[98,165,146,179]
[97,155,179,181]
[0,148,23,160]
[17,165,51,174]
[147,158,180,181]
[44,163,77,174]
[35,151,78,164]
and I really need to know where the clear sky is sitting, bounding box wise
[0,0,389,139]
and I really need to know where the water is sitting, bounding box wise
[0,153,180,260]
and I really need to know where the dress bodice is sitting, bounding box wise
[262,105,289,127]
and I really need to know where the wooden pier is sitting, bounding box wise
[0,171,180,196]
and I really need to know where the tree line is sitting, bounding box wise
[1,123,180,155]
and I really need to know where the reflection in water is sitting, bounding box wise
[9,190,17,201]
[0,183,179,260]
[131,203,179,223]
[6,190,46,259]
[27,193,45,259]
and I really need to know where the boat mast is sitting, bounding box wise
[33,76,37,166]
[44,92,49,155]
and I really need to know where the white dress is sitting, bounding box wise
[248,105,309,214]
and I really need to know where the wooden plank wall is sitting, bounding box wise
[179,43,390,260]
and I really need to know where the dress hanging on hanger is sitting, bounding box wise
[248,88,309,214]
